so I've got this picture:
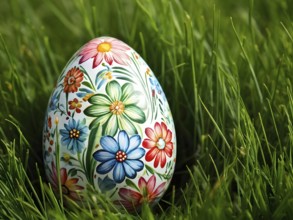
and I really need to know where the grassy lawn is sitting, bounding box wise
[0,0,293,219]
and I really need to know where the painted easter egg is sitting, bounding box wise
[43,36,176,211]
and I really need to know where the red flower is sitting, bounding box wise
[68,98,82,113]
[63,67,83,93]
[78,37,130,68]
[49,162,84,200]
[142,122,173,168]
[48,116,52,129]
[114,175,166,211]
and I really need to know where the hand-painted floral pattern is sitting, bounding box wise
[93,130,145,183]
[78,37,130,68]
[63,67,84,93]
[98,176,116,193]
[69,98,82,113]
[84,80,146,136]
[60,118,88,154]
[43,37,176,209]
[142,122,173,168]
[49,91,59,111]
[114,175,166,211]
[49,162,84,200]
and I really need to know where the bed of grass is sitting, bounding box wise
[0,0,292,219]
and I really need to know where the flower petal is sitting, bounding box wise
[120,83,134,101]
[60,168,67,185]
[59,129,68,136]
[96,159,116,174]
[93,52,103,68]
[111,39,130,50]
[138,177,147,191]
[84,105,109,117]
[113,163,125,183]
[151,182,166,200]
[118,130,129,152]
[112,51,129,65]
[124,159,144,172]
[88,94,111,105]
[118,188,142,201]
[145,147,159,162]
[89,113,111,129]
[164,142,173,157]
[142,139,156,149]
[100,135,119,153]
[93,150,115,162]
[160,151,167,168]
[165,130,172,143]
[123,162,136,178]
[65,177,78,186]
[104,52,114,65]
[146,175,156,194]
[106,80,121,101]
[154,151,162,168]
[127,148,145,160]
[124,105,146,123]
[79,49,98,64]
[103,114,118,136]
[128,135,142,153]
[154,122,162,138]
[121,85,143,105]
[145,127,157,141]
[118,115,137,135]
[161,122,168,140]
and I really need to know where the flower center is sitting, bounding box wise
[156,138,166,150]
[104,71,113,80]
[115,150,127,162]
[63,153,71,162]
[69,129,80,139]
[62,185,70,195]
[110,101,125,115]
[67,76,76,85]
[97,42,112,52]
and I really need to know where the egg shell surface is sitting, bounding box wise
[43,36,176,211]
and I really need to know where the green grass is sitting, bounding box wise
[0,0,293,219]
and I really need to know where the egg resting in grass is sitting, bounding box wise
[43,36,176,211]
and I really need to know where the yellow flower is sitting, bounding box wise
[82,93,94,101]
[104,71,113,80]
[54,117,59,125]
[63,153,71,162]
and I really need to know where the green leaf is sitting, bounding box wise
[68,168,77,177]
[82,81,94,90]
[145,164,155,174]
[84,125,99,186]
[125,179,140,192]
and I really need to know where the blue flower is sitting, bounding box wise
[149,77,162,95]
[49,91,59,111]
[93,130,145,183]
[60,118,88,154]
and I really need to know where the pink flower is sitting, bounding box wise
[114,175,166,211]
[78,37,130,68]
[142,122,173,168]
[49,162,84,200]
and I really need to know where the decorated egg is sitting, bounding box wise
[43,36,176,211]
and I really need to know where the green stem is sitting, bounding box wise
[54,121,64,210]
[80,66,96,91]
